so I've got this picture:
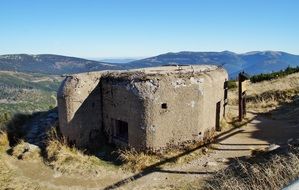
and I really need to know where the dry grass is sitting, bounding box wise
[246,89,299,110]
[117,149,161,172]
[204,146,299,190]
[0,156,44,190]
[45,136,117,176]
[117,141,210,172]
[0,131,9,152]
[12,140,41,161]
[228,72,299,112]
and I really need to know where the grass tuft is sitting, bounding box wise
[204,146,299,190]
[12,140,41,161]
[117,149,161,172]
[0,131,9,152]
[45,135,116,176]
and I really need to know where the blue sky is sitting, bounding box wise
[0,0,298,58]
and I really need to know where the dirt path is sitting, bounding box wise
[3,155,129,190]
[2,111,299,190]
[119,112,299,190]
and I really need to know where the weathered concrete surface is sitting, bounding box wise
[57,65,228,151]
[57,71,105,147]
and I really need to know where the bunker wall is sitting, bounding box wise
[57,72,104,147]
[57,66,228,151]
[143,75,205,150]
[101,78,147,149]
[201,69,228,137]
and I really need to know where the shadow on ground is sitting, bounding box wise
[101,97,299,189]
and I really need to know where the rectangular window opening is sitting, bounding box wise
[113,120,128,143]
[161,103,167,109]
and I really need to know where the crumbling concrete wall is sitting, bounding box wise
[101,75,147,149]
[57,66,228,151]
[143,74,205,150]
[57,71,104,147]
[141,68,228,151]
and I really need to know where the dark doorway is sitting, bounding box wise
[113,120,128,143]
[216,101,221,131]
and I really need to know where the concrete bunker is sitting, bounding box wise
[57,65,228,151]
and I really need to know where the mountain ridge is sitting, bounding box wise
[126,51,299,78]
[1,51,299,78]
[0,54,121,75]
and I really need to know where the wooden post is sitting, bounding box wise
[238,73,243,121]
[223,80,228,117]
[243,92,247,116]
[238,72,249,121]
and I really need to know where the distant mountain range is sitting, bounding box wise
[1,51,299,78]
[0,54,120,75]
[127,51,299,78]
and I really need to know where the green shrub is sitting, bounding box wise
[251,66,299,83]
[227,80,237,89]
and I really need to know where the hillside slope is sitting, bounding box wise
[0,71,62,114]
[0,54,121,75]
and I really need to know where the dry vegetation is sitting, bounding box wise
[118,141,211,172]
[0,131,9,152]
[0,156,44,190]
[204,146,299,190]
[117,149,161,172]
[20,128,118,177]
[45,137,117,176]
[229,72,299,112]
[12,141,41,161]
[0,132,44,190]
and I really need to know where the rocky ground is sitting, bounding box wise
[25,109,58,148]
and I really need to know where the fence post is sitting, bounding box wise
[238,74,243,121]
[238,72,249,122]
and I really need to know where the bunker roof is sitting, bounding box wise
[106,65,222,80]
